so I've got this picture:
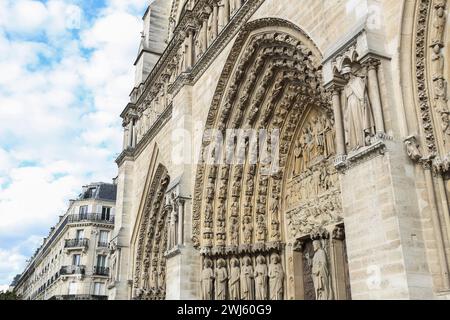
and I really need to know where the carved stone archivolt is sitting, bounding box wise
[192,19,350,300]
[133,166,170,300]
[410,0,449,171]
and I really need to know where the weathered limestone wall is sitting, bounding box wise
[340,140,434,299]
[113,0,450,300]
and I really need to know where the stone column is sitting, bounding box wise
[365,58,385,134]
[123,125,129,149]
[127,120,134,148]
[331,85,346,157]
[212,3,219,39]
[186,29,194,69]
[436,174,450,251]
[423,163,450,290]
[202,18,208,51]
[223,0,230,25]
[178,199,185,246]
[285,241,305,300]
[326,225,348,300]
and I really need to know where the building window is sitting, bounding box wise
[93,282,104,296]
[79,205,88,218]
[72,254,81,266]
[101,206,111,220]
[99,230,109,247]
[96,255,107,268]
[75,229,84,240]
[68,282,78,295]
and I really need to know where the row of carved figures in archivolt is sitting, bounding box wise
[201,252,284,300]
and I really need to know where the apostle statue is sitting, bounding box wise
[201,258,215,300]
[229,258,241,300]
[268,253,284,300]
[254,255,268,300]
[241,256,255,300]
[215,258,228,300]
[168,194,178,250]
[342,65,375,151]
[306,240,333,300]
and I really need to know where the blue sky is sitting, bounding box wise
[0,0,148,291]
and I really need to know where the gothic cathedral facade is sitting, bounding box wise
[108,0,450,300]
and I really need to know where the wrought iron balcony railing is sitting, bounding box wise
[60,265,86,276]
[67,213,115,224]
[97,241,108,248]
[93,266,109,276]
[64,238,89,249]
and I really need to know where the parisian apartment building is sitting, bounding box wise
[13,182,117,300]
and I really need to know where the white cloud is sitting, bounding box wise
[0,247,27,288]
[0,0,148,287]
[0,0,82,37]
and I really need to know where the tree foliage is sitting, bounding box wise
[0,290,21,300]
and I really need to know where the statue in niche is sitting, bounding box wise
[241,256,254,300]
[142,271,150,292]
[215,258,228,300]
[195,32,204,60]
[431,44,445,79]
[207,11,215,44]
[243,215,253,243]
[323,116,336,158]
[168,195,178,250]
[256,215,266,243]
[254,255,268,300]
[217,0,226,31]
[293,139,304,176]
[229,258,240,300]
[268,253,284,300]
[312,116,324,156]
[178,44,186,74]
[433,6,446,44]
[435,78,450,134]
[201,258,215,300]
[342,64,375,151]
[229,216,239,246]
[305,240,333,300]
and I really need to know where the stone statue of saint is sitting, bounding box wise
[323,116,336,158]
[268,253,284,300]
[306,240,333,300]
[254,255,268,300]
[168,195,178,250]
[241,256,254,300]
[342,66,375,151]
[293,139,303,176]
[433,6,446,44]
[229,258,240,300]
[201,258,215,300]
[215,258,228,300]
[243,215,253,243]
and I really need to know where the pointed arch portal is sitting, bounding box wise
[193,18,351,300]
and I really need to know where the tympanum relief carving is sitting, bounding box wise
[285,110,342,240]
